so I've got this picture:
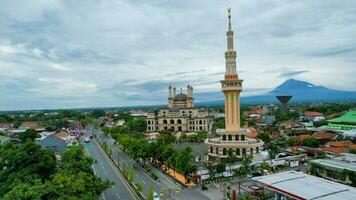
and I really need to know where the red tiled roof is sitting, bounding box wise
[326,140,353,147]
[349,144,356,150]
[246,127,258,138]
[305,111,323,117]
[312,132,336,140]
[295,134,312,142]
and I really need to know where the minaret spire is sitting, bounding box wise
[225,8,237,78]
[228,7,232,31]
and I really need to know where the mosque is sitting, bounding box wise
[146,85,213,133]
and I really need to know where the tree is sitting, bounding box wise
[302,137,320,148]
[13,121,21,129]
[18,129,39,143]
[257,132,271,144]
[242,154,252,174]
[174,147,197,179]
[216,162,226,174]
[147,186,154,200]
[215,117,225,129]
[129,164,134,182]
[91,109,106,118]
[136,183,143,193]
[266,141,278,159]
[0,141,56,196]
[122,161,127,177]
[288,137,299,147]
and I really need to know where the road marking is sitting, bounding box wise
[116,193,120,199]
[142,180,146,185]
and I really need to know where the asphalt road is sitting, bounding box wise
[83,136,136,200]
[87,126,210,200]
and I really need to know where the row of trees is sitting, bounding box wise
[0,142,111,199]
[117,135,197,180]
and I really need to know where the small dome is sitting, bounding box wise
[174,93,188,101]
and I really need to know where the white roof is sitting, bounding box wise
[252,171,356,200]
[311,159,356,172]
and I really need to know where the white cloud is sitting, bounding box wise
[0,0,355,110]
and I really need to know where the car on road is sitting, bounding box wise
[84,136,90,143]
[153,191,160,200]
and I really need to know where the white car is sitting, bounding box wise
[153,191,160,200]
[84,136,90,143]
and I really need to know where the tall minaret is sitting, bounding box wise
[168,85,173,108]
[221,8,243,133]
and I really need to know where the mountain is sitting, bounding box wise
[199,79,356,105]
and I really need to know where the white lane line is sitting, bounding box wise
[142,180,146,185]
[116,193,120,199]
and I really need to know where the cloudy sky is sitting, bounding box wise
[0,0,355,110]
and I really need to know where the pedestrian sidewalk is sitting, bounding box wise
[162,165,196,187]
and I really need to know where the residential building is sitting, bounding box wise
[205,9,264,161]
[304,111,325,122]
[320,140,355,155]
[35,132,68,154]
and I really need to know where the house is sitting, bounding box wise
[304,111,325,122]
[311,132,337,143]
[260,115,276,125]
[20,121,42,129]
[295,134,312,143]
[320,140,355,155]
[35,132,67,155]
[280,120,304,129]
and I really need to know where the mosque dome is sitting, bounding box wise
[174,93,188,101]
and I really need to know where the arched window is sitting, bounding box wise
[164,126,168,130]
[177,119,182,124]
[222,135,226,141]
[242,148,246,156]
[241,135,245,141]
[210,146,213,153]
[236,148,240,155]
[148,126,151,130]
[148,121,151,125]
[256,147,259,154]
[223,148,227,155]
[170,119,174,124]
[163,119,168,124]
[235,135,239,141]
[216,147,219,154]
[199,120,203,125]
[228,135,232,141]
[250,148,253,156]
